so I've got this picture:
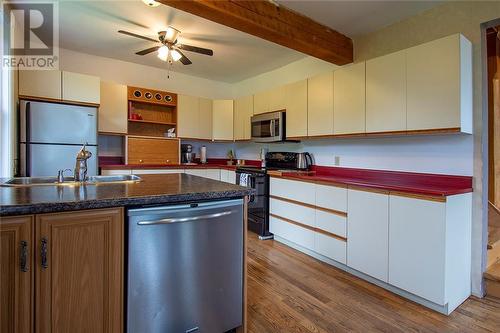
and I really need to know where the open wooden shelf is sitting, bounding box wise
[128,119,176,126]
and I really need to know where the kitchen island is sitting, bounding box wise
[0,174,253,333]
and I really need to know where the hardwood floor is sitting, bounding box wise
[246,232,500,333]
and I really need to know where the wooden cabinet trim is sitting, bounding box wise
[0,215,34,333]
[270,195,347,217]
[270,213,347,242]
[389,191,446,203]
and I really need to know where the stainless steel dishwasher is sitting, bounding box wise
[127,199,244,333]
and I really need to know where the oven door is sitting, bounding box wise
[251,111,284,143]
[236,172,267,218]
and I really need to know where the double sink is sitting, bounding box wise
[1,175,141,187]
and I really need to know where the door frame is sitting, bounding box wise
[481,17,500,295]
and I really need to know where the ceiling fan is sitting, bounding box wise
[118,26,214,65]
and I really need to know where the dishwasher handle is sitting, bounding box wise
[137,210,234,225]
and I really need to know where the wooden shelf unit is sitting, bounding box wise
[127,87,178,138]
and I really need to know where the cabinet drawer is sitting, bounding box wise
[269,215,315,250]
[315,209,346,238]
[127,137,179,165]
[185,169,207,177]
[270,198,315,228]
[315,184,347,212]
[314,233,346,264]
[270,177,315,205]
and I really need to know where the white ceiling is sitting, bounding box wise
[59,0,441,83]
[58,0,306,83]
[278,0,442,37]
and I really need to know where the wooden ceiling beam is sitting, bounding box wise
[159,0,353,65]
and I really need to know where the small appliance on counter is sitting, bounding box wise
[181,144,195,164]
[236,151,313,240]
[200,145,207,164]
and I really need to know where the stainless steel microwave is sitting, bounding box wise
[251,111,285,143]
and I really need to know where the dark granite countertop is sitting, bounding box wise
[0,174,254,216]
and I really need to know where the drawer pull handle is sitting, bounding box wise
[20,240,28,272]
[138,211,233,225]
[41,238,48,269]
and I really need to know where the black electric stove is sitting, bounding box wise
[236,152,310,240]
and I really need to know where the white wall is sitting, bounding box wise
[59,48,233,99]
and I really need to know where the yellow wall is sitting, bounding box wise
[354,1,500,296]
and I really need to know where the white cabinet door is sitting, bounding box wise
[62,71,100,104]
[314,233,347,264]
[333,62,366,135]
[205,169,220,180]
[268,85,286,112]
[308,72,334,136]
[198,98,213,140]
[99,81,127,134]
[234,95,253,140]
[177,94,199,138]
[347,189,389,282]
[406,34,472,133]
[270,198,315,228]
[226,170,236,184]
[315,184,347,212]
[366,50,406,133]
[253,91,270,115]
[285,80,308,138]
[212,100,234,141]
[19,70,62,99]
[389,195,446,305]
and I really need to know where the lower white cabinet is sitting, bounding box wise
[220,169,236,184]
[388,194,471,312]
[269,215,315,250]
[205,169,221,181]
[347,189,389,282]
[185,169,207,177]
[314,233,346,264]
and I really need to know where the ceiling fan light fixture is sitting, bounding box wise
[142,0,160,7]
[171,49,182,62]
[157,45,169,61]
[165,27,180,43]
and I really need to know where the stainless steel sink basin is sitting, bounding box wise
[1,175,141,187]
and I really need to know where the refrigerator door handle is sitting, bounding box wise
[26,102,31,176]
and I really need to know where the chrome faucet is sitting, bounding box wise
[57,168,72,183]
[74,143,92,182]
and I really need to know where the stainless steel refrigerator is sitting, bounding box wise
[20,100,98,177]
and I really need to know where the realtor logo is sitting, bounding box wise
[2,1,59,69]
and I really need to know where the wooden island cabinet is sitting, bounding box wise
[0,208,123,333]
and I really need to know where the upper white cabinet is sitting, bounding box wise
[212,99,234,141]
[406,34,472,133]
[62,72,100,104]
[285,80,308,138]
[177,94,201,139]
[308,72,334,136]
[19,70,62,100]
[389,193,472,312]
[198,98,213,140]
[347,189,389,282]
[366,50,406,133]
[234,95,253,140]
[19,70,100,104]
[99,81,127,134]
[253,90,270,115]
[268,85,286,112]
[333,62,366,135]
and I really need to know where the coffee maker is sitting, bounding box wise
[181,144,195,164]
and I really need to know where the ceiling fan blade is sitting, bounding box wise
[118,30,158,43]
[177,44,213,56]
[175,49,192,65]
[136,46,161,56]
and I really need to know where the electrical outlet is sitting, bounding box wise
[334,156,340,166]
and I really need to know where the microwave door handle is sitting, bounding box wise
[270,119,275,137]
